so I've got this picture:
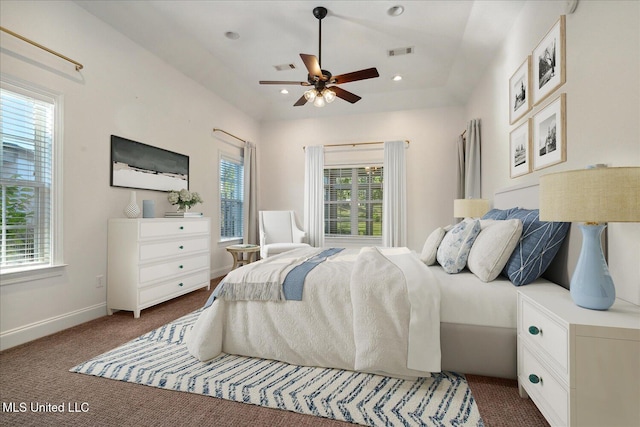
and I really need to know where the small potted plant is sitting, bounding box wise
[168,188,203,212]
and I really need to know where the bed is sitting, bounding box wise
[186,183,575,379]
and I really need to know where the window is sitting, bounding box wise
[219,155,244,240]
[324,166,383,237]
[1,81,58,273]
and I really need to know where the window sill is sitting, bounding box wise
[324,236,383,247]
[0,264,67,286]
[218,237,243,246]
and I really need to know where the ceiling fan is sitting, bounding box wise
[259,6,379,107]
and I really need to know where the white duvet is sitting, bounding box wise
[186,247,441,379]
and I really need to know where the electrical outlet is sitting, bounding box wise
[96,275,104,288]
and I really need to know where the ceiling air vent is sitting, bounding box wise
[388,46,414,57]
[274,63,296,71]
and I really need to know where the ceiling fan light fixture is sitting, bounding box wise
[313,95,326,107]
[392,74,403,81]
[387,5,405,17]
[280,89,289,95]
[304,89,317,102]
[323,89,336,103]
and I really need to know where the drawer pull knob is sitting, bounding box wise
[178,283,184,287]
[179,226,184,230]
[528,326,541,335]
[528,374,541,384]
[179,245,184,249]
[179,265,184,269]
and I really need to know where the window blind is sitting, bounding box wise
[219,156,244,239]
[0,85,54,270]
[324,166,383,237]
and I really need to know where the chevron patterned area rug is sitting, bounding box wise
[71,310,484,426]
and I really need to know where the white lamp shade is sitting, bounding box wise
[539,167,640,223]
[453,199,490,218]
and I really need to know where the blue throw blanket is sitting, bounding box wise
[205,248,344,307]
[283,248,344,300]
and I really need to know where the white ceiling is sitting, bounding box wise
[75,0,526,122]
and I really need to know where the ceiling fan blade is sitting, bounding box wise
[331,68,379,84]
[293,94,308,106]
[300,54,324,80]
[259,80,311,86]
[331,86,362,104]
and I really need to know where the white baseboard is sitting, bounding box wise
[211,266,230,280]
[0,303,106,351]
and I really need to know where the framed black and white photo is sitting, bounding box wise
[509,56,531,124]
[533,93,566,171]
[509,119,531,178]
[532,15,566,105]
[110,135,189,192]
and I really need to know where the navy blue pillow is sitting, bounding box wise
[482,209,509,220]
[501,209,570,286]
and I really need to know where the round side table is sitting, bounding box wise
[226,244,260,270]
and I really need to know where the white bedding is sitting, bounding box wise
[430,267,518,329]
[186,247,441,379]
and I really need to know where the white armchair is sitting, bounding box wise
[259,210,310,258]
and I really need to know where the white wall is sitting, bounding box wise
[465,0,640,303]
[0,0,259,349]
[258,107,465,253]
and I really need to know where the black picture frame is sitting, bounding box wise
[110,135,189,192]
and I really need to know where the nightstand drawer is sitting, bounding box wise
[139,237,209,261]
[520,343,568,427]
[139,254,209,284]
[520,298,568,376]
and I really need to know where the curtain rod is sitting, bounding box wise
[0,26,83,71]
[213,128,247,144]
[303,140,410,150]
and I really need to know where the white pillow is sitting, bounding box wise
[436,219,481,274]
[420,225,452,265]
[467,219,523,282]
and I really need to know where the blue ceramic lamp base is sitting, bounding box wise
[570,224,616,310]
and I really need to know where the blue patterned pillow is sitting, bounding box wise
[482,209,509,220]
[436,219,481,274]
[501,209,570,286]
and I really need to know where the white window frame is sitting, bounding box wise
[324,164,383,246]
[0,75,64,285]
[219,151,244,243]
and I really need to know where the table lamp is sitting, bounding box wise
[453,199,490,218]
[539,166,640,310]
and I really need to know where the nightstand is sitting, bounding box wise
[517,282,640,427]
[226,244,260,270]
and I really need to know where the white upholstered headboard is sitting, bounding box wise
[493,182,581,289]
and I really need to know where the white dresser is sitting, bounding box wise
[517,283,640,427]
[107,217,211,318]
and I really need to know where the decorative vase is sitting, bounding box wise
[124,191,141,218]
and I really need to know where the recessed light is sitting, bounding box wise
[392,75,403,81]
[387,5,404,17]
[224,31,240,40]
[280,89,289,95]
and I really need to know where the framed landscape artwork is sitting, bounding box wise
[509,56,531,124]
[509,119,531,178]
[110,135,189,192]
[532,15,566,105]
[532,94,566,171]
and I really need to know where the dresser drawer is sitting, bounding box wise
[139,237,209,261]
[140,220,209,239]
[520,343,568,427]
[139,270,209,305]
[520,298,568,376]
[138,254,209,284]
